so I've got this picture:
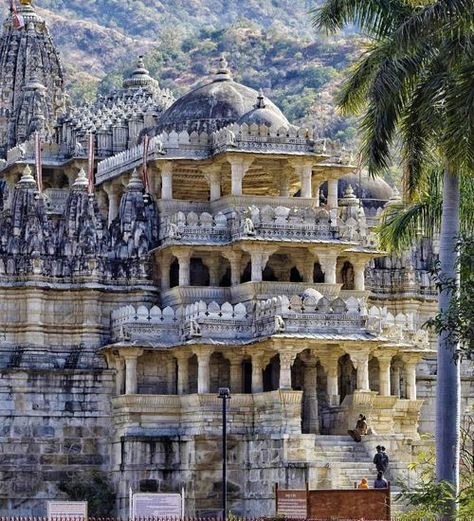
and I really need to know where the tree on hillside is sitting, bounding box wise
[313,1,474,518]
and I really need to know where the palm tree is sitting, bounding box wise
[313,1,474,517]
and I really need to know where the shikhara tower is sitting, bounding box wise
[0,0,66,157]
[0,1,472,517]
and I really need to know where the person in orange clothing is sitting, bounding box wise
[358,478,369,489]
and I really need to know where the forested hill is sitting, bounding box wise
[0,0,363,144]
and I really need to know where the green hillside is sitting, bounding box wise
[0,1,363,143]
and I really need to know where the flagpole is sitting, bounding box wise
[87,132,95,195]
[142,135,150,195]
[34,131,43,194]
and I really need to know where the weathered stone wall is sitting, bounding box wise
[0,368,114,516]
[113,434,300,518]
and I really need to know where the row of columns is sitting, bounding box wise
[115,347,419,401]
[102,158,342,205]
[160,248,368,291]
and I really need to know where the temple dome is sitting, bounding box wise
[155,57,288,134]
[237,89,290,129]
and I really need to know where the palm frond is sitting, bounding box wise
[393,0,474,54]
[358,51,426,175]
[378,171,474,253]
[312,0,413,37]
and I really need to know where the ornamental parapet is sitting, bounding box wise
[96,126,354,184]
[110,291,427,347]
[210,123,326,156]
[159,204,338,245]
[112,390,303,435]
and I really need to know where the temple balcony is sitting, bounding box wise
[112,390,303,436]
[110,297,429,348]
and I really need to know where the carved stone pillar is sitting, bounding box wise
[175,251,191,286]
[403,356,419,400]
[203,256,221,286]
[223,251,242,286]
[203,165,221,202]
[104,183,121,226]
[318,251,338,284]
[303,358,319,434]
[350,349,370,391]
[194,347,214,394]
[121,349,143,395]
[375,353,393,396]
[228,156,254,196]
[328,178,339,208]
[251,352,264,393]
[391,363,401,397]
[319,354,340,406]
[279,172,290,197]
[167,357,176,394]
[115,356,125,395]
[278,349,296,390]
[175,352,191,395]
[353,260,367,291]
[225,353,244,393]
[160,254,172,291]
[160,161,173,200]
[292,159,313,198]
[244,248,274,282]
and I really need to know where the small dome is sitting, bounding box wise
[123,56,159,90]
[302,288,323,301]
[237,90,290,129]
[155,57,288,134]
[340,172,394,201]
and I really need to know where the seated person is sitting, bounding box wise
[358,478,369,489]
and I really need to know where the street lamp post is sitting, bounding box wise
[218,387,230,521]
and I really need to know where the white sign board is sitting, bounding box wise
[47,501,88,521]
[133,493,182,519]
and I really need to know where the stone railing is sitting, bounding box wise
[254,294,368,337]
[211,123,326,156]
[3,141,65,168]
[111,292,373,345]
[159,204,338,245]
[366,306,430,348]
[161,286,232,307]
[231,282,342,303]
[96,136,164,184]
[113,390,303,435]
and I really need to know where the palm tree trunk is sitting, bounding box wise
[435,165,461,519]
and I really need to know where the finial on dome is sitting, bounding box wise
[127,168,144,191]
[255,89,266,109]
[386,186,402,207]
[20,0,32,4]
[73,168,88,190]
[137,55,145,69]
[344,185,356,200]
[19,165,36,185]
[214,55,232,82]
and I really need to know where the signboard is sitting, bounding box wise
[47,501,88,521]
[132,493,182,519]
[276,489,308,518]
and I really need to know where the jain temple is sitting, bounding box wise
[0,0,472,516]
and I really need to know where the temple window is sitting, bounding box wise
[190,258,210,286]
[313,262,325,283]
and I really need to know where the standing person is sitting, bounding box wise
[374,472,388,489]
[381,446,389,473]
[373,445,384,472]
